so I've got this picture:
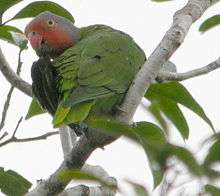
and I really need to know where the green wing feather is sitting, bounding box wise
[52,25,146,126]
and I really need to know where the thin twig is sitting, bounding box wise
[0,132,8,141]
[0,131,59,148]
[0,49,24,132]
[12,116,23,138]
[16,49,23,75]
[0,117,58,148]
[157,58,220,81]
[0,87,14,131]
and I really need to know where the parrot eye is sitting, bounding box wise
[47,19,55,27]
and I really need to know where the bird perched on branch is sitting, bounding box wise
[25,11,146,134]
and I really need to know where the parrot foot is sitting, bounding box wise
[69,123,88,136]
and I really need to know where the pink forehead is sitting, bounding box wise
[25,19,46,36]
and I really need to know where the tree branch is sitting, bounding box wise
[71,164,117,196]
[59,126,72,156]
[117,0,213,123]
[0,130,59,148]
[0,131,8,141]
[0,47,32,97]
[0,49,24,131]
[157,58,220,81]
[59,126,77,157]
[26,0,214,195]
[59,184,116,196]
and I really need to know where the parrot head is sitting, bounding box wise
[25,11,80,58]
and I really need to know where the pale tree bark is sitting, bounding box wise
[117,0,217,123]
[157,58,220,81]
[59,126,75,157]
[0,0,219,195]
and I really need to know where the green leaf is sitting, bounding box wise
[0,168,32,196]
[59,169,100,183]
[87,116,167,189]
[159,100,189,139]
[59,169,117,190]
[203,139,220,178]
[25,98,46,120]
[147,103,168,132]
[53,104,70,127]
[146,82,214,131]
[152,0,173,2]
[199,15,220,33]
[146,93,189,139]
[166,144,202,176]
[205,184,220,196]
[0,0,22,15]
[5,170,31,190]
[145,155,164,189]
[134,122,167,148]
[0,25,26,48]
[152,170,163,189]
[134,122,167,188]
[204,139,220,166]
[86,115,135,139]
[126,180,149,196]
[7,1,74,23]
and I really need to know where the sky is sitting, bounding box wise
[0,0,220,195]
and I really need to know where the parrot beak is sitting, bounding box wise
[27,32,43,50]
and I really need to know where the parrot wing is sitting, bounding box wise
[60,30,145,107]
[52,26,146,126]
[31,56,58,115]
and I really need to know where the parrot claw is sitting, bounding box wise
[69,123,88,136]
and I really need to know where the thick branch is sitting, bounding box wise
[0,47,32,97]
[64,164,117,196]
[29,164,117,196]
[59,126,75,157]
[59,184,116,196]
[27,1,213,195]
[117,0,212,123]
[157,58,220,81]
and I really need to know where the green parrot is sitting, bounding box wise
[25,11,146,134]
